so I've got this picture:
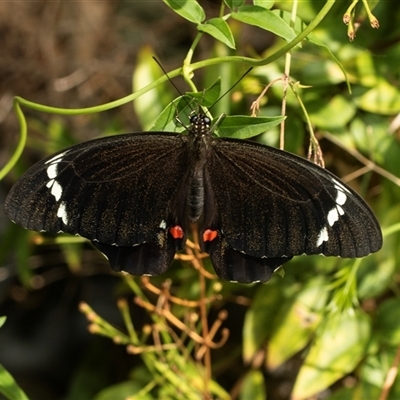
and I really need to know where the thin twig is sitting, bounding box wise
[250,77,283,117]
[192,224,212,395]
[379,345,400,400]
[196,310,229,360]
[134,297,226,351]
[323,131,400,187]
[141,276,220,307]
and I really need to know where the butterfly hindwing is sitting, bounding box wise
[5,132,194,275]
[203,229,292,283]
[92,231,177,276]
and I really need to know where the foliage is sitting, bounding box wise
[1,0,399,399]
[0,318,29,400]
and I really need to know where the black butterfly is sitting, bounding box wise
[5,113,382,283]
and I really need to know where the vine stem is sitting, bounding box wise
[280,0,299,150]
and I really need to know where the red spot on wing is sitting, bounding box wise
[203,229,218,242]
[169,225,184,239]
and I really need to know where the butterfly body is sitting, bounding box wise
[5,114,382,283]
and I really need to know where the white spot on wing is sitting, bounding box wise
[316,178,348,248]
[331,177,351,194]
[45,151,68,204]
[57,202,68,225]
[316,226,329,247]
[46,163,58,179]
[335,190,347,206]
[159,220,167,230]
[50,180,63,201]
[45,151,68,165]
[327,208,339,226]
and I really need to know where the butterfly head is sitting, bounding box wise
[189,113,211,137]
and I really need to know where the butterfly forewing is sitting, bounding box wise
[5,133,191,246]
[206,137,381,259]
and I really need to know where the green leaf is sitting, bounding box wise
[243,278,286,363]
[267,278,328,370]
[374,298,400,347]
[272,9,305,36]
[0,363,29,400]
[163,0,205,24]
[150,96,192,132]
[60,242,84,272]
[95,380,153,400]
[187,78,222,107]
[154,356,230,400]
[349,50,379,87]
[357,252,395,300]
[217,115,285,139]
[0,316,6,329]
[306,33,350,89]
[307,95,356,130]
[152,104,283,140]
[292,311,371,400]
[151,81,223,133]
[133,47,171,131]
[254,0,274,9]
[197,18,236,49]
[224,0,244,9]
[232,5,296,42]
[239,370,266,400]
[354,78,400,115]
[348,115,389,156]
[326,387,356,400]
[357,348,400,400]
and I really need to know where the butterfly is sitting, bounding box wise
[5,112,382,283]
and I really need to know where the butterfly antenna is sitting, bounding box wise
[209,67,253,111]
[152,56,194,112]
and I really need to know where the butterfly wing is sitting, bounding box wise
[5,133,191,275]
[202,138,382,282]
[5,121,382,282]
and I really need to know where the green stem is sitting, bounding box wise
[118,299,140,344]
[0,101,27,180]
[280,0,299,149]
[361,0,380,28]
[382,222,400,238]
[344,0,359,19]
[183,32,203,91]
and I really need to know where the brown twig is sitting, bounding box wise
[127,343,177,355]
[183,234,217,280]
[134,297,225,350]
[141,276,219,307]
[250,77,283,117]
[196,310,229,360]
[323,131,400,187]
[379,344,400,400]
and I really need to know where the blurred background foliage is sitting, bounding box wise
[0,0,399,399]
